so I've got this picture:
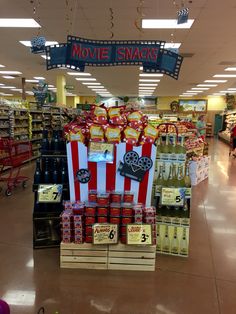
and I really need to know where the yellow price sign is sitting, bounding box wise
[127,224,152,245]
[38,184,63,203]
[93,224,118,245]
[161,187,185,206]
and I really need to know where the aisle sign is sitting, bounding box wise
[38,184,63,203]
[161,187,185,206]
[127,224,152,245]
[93,224,118,244]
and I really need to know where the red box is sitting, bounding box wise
[110,204,121,216]
[74,236,83,244]
[120,225,127,234]
[133,204,143,215]
[88,190,97,203]
[62,229,74,237]
[61,211,72,223]
[144,217,156,224]
[85,203,96,216]
[97,216,108,223]
[85,235,93,243]
[110,191,122,203]
[97,193,110,205]
[123,192,134,203]
[62,221,73,229]
[74,221,83,229]
[85,216,96,225]
[62,234,73,243]
[85,225,93,235]
[110,217,120,224]
[74,215,83,222]
[134,215,143,223]
[122,217,133,224]
[120,235,127,244]
[122,208,133,216]
[97,206,108,216]
[74,228,83,236]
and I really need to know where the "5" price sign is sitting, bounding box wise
[161,187,185,206]
[38,184,63,203]
[127,224,152,245]
[93,224,118,245]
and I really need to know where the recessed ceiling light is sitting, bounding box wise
[139,79,160,82]
[197,84,218,87]
[76,78,96,81]
[205,80,227,83]
[139,84,157,86]
[0,83,4,86]
[67,72,91,76]
[139,74,163,77]
[192,88,209,90]
[0,64,5,67]
[0,71,22,75]
[213,74,236,78]
[142,19,194,29]
[224,67,236,71]
[2,76,15,79]
[26,79,38,83]
[0,19,41,28]
[34,76,45,80]
[82,82,101,85]
[19,40,58,47]
[0,86,15,89]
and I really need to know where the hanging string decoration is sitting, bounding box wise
[135,0,145,34]
[30,0,46,54]
[109,8,114,39]
[65,0,74,35]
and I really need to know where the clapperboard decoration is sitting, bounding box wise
[177,7,189,24]
[32,80,48,106]
[118,151,153,182]
[31,36,46,54]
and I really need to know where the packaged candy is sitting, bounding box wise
[74,215,83,222]
[62,234,72,243]
[72,202,85,215]
[120,225,127,234]
[85,203,97,216]
[74,235,83,244]
[89,124,105,142]
[110,203,121,216]
[85,216,96,225]
[123,191,134,203]
[134,215,143,223]
[97,193,110,205]
[133,203,143,215]
[123,126,141,145]
[140,124,159,144]
[88,190,97,202]
[97,206,109,216]
[97,216,108,223]
[74,227,83,235]
[108,106,126,125]
[69,124,88,142]
[126,110,144,129]
[110,217,120,224]
[122,217,133,224]
[104,125,122,143]
[61,211,73,223]
[110,191,122,203]
[121,203,133,216]
[91,105,107,125]
[85,225,93,235]
[85,235,93,243]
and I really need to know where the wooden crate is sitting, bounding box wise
[60,242,108,270]
[108,243,156,271]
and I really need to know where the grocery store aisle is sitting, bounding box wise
[0,139,236,314]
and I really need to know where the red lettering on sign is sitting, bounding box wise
[100,47,109,60]
[81,48,88,58]
[151,48,158,61]
[72,43,82,58]
[117,47,125,60]
[132,47,140,60]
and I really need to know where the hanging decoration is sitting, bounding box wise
[109,8,114,39]
[65,0,74,35]
[32,80,48,106]
[30,0,46,54]
[177,7,189,24]
[134,0,145,34]
[170,100,179,112]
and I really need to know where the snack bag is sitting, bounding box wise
[91,105,107,124]
[123,126,141,145]
[126,110,144,129]
[89,124,105,142]
[108,106,126,125]
[140,124,159,144]
[69,124,88,142]
[104,125,122,143]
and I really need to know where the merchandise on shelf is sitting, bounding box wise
[219,110,236,144]
[189,156,210,186]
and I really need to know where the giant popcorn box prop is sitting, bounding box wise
[67,142,157,206]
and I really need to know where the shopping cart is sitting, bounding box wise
[0,139,32,196]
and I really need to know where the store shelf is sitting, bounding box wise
[0,116,9,119]
[14,125,28,128]
[31,138,42,142]
[14,117,28,120]
[0,125,10,129]
[14,132,29,136]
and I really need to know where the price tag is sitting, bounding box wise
[88,142,114,163]
[127,224,152,245]
[93,224,118,245]
[161,187,185,207]
[38,184,63,203]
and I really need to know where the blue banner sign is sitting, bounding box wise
[45,36,183,79]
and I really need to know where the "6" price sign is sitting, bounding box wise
[161,187,185,207]
[93,224,118,245]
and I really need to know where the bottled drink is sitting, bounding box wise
[51,130,60,153]
[182,201,189,225]
[184,165,191,187]
[44,158,51,183]
[179,136,186,154]
[156,224,162,252]
[34,159,42,184]
[61,159,68,184]
[41,130,50,154]
[180,228,188,256]
[166,164,174,187]
[162,135,169,154]
[156,165,165,192]
[173,207,180,224]
[52,159,59,183]
[162,225,170,253]
[177,165,186,187]
[171,227,179,255]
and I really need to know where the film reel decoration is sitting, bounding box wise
[118,150,153,182]
[76,169,91,184]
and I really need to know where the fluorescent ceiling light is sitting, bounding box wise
[20,40,58,47]
[192,88,209,90]
[87,86,105,89]
[92,89,107,92]
[34,76,45,80]
[0,71,22,75]
[0,19,40,28]
[186,91,199,93]
[139,67,143,71]
[0,83,4,86]
[139,74,163,77]
[0,86,15,89]
[48,84,54,87]
[197,84,217,87]
[142,19,194,29]
[48,87,57,90]
[0,64,5,67]
[76,78,96,81]
[205,80,227,83]
[26,79,38,83]
[82,82,101,85]
[26,91,34,95]
[214,74,236,78]
[224,67,236,71]
[67,72,91,76]
[220,90,235,93]
[179,95,192,97]
[139,79,160,82]
[11,88,22,91]
[2,76,15,79]
[164,43,181,49]
[139,84,157,86]
[227,88,236,90]
[139,87,156,90]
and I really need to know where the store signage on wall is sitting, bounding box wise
[38,184,63,203]
[127,224,152,245]
[93,224,118,244]
[45,36,183,79]
[161,187,185,207]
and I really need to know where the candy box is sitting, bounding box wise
[97,216,108,223]
[144,217,156,224]
[110,203,121,216]
[122,217,133,224]
[85,225,93,235]
[62,234,73,243]
[63,200,73,210]
[120,225,127,234]
[74,215,83,222]
[61,211,73,223]
[97,206,109,216]
[62,221,73,229]
[110,191,122,203]
[133,203,143,215]
[62,229,74,237]
[85,216,96,225]
[110,217,120,224]
[74,221,83,229]
[74,228,83,236]
[97,193,110,205]
[88,190,97,202]
[122,203,133,216]
[85,203,97,216]
[120,235,127,244]
[74,235,83,244]
[85,235,93,243]
[134,215,143,223]
[123,191,134,203]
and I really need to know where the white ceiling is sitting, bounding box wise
[1,0,236,97]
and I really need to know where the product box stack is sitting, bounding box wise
[60,191,157,245]
[189,156,210,186]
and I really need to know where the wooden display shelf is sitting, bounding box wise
[60,243,108,270]
[108,243,156,271]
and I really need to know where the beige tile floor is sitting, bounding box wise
[0,138,236,314]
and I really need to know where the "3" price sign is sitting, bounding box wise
[93,224,118,244]
[161,187,185,206]
[38,184,63,203]
[127,224,152,245]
